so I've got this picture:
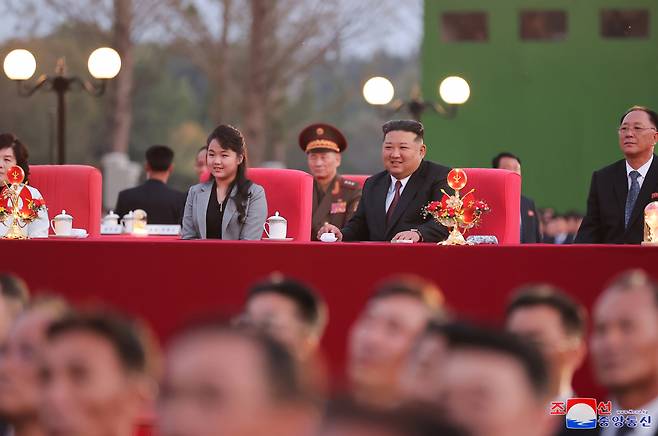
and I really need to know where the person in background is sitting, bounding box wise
[0,274,29,344]
[0,297,68,436]
[438,322,553,436]
[194,146,209,182]
[158,320,320,436]
[564,211,583,241]
[542,215,573,244]
[242,274,328,362]
[181,125,268,240]
[298,123,361,241]
[39,311,154,436]
[115,145,187,225]
[590,269,658,436]
[576,106,658,244]
[347,275,444,408]
[492,152,541,243]
[505,284,587,401]
[0,134,48,238]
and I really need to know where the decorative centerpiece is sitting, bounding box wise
[0,166,46,239]
[643,201,658,245]
[422,168,490,245]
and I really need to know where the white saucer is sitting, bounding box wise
[50,233,88,239]
[262,237,294,241]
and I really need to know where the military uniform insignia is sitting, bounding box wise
[342,179,358,188]
[331,201,347,214]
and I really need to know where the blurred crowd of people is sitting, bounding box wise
[0,268,657,436]
[538,209,584,244]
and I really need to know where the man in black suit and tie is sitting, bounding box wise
[576,106,658,244]
[317,120,451,243]
[492,152,542,243]
[115,145,187,224]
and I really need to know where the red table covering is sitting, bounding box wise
[3,237,658,397]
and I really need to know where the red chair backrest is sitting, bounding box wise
[247,168,313,241]
[29,165,103,236]
[462,168,521,244]
[344,169,521,244]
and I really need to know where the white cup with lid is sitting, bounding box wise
[263,212,287,239]
[103,210,120,226]
[121,211,135,234]
[50,210,73,236]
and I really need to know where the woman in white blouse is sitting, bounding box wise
[0,134,49,238]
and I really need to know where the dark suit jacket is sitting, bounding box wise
[115,179,187,225]
[341,160,452,243]
[575,155,658,244]
[521,195,541,243]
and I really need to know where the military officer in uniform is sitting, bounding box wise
[299,123,362,241]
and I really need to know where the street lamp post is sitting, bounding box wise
[363,75,471,121]
[3,48,121,164]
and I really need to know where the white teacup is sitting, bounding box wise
[320,232,337,242]
[263,212,287,239]
[51,210,73,236]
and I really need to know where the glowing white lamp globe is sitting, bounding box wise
[88,48,121,79]
[363,76,395,106]
[439,76,470,105]
[3,49,37,80]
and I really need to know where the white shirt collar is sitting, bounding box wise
[389,174,411,192]
[626,155,653,179]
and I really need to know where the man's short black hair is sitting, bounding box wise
[145,145,174,172]
[247,275,326,332]
[506,284,587,338]
[323,397,468,436]
[606,269,658,307]
[370,275,444,314]
[492,152,521,169]
[620,106,658,129]
[172,319,302,402]
[47,311,146,374]
[439,322,548,398]
[382,120,424,143]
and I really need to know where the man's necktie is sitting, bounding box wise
[386,180,402,225]
[625,170,641,229]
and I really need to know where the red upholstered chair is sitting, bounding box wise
[462,168,521,244]
[247,168,313,241]
[345,170,521,244]
[29,165,103,236]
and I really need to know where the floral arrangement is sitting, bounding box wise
[0,184,46,224]
[421,168,491,245]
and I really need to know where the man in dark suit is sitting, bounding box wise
[115,145,187,225]
[576,106,658,244]
[492,152,542,243]
[318,120,451,243]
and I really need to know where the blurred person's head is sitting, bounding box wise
[539,208,555,226]
[194,146,207,178]
[438,323,551,436]
[40,311,151,436]
[318,397,469,436]
[381,120,426,180]
[618,106,658,163]
[591,270,658,408]
[505,285,587,399]
[145,145,175,182]
[0,297,68,435]
[347,275,443,407]
[243,274,327,360]
[399,319,449,405]
[0,273,30,343]
[564,211,583,235]
[158,320,317,436]
[492,152,521,176]
[0,133,30,184]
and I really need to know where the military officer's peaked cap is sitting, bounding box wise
[298,123,347,154]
